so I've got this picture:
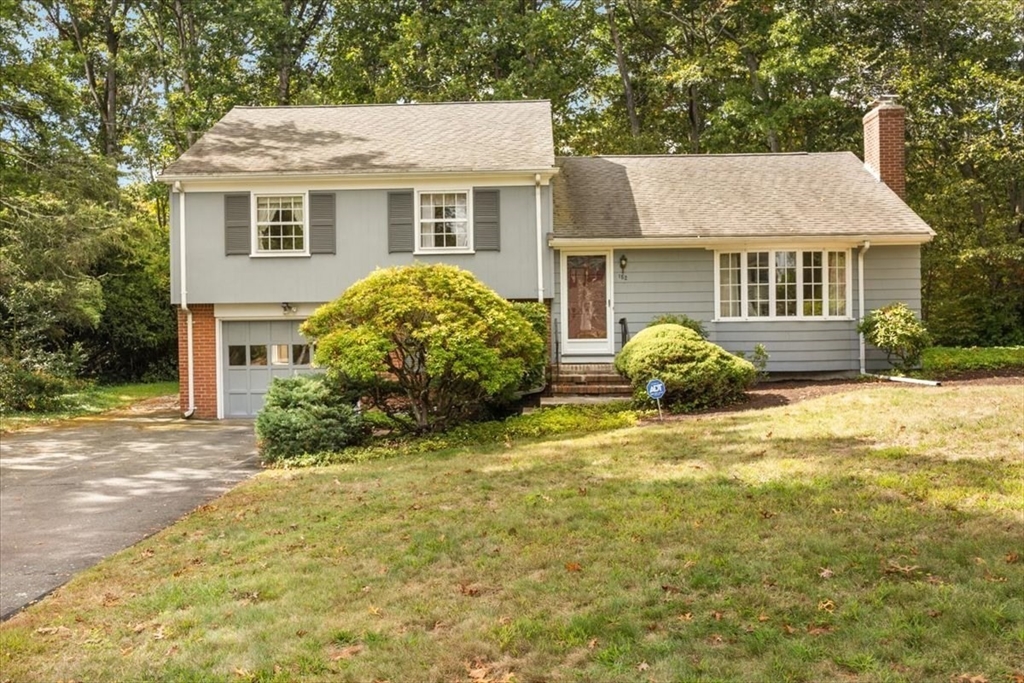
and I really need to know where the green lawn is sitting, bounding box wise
[0,381,178,433]
[2,382,1022,682]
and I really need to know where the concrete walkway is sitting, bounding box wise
[0,414,259,620]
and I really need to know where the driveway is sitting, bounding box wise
[0,412,259,620]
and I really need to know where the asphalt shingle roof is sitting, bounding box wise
[161,100,555,177]
[552,153,934,240]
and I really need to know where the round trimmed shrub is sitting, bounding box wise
[614,324,756,411]
[858,302,930,372]
[255,374,368,464]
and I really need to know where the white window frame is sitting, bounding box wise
[414,189,473,255]
[251,191,310,257]
[713,248,853,321]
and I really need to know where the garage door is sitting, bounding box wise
[223,320,317,417]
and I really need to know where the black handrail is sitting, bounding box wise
[619,317,629,346]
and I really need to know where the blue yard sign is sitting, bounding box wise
[646,379,666,399]
[646,378,666,419]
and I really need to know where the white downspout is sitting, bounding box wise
[174,181,196,418]
[535,173,544,303]
[858,240,871,375]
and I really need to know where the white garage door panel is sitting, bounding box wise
[222,320,317,418]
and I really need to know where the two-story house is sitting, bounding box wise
[160,99,933,419]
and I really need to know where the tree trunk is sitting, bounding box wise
[608,3,640,139]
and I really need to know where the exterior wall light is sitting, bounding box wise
[619,254,628,275]
[281,302,297,315]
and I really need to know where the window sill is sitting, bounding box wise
[413,249,476,256]
[713,316,855,323]
[249,252,312,259]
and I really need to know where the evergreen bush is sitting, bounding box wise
[255,374,368,463]
[649,313,708,339]
[615,324,756,411]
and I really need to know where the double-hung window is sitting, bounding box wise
[417,191,470,252]
[255,194,306,254]
[717,249,849,319]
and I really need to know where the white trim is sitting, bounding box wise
[535,174,544,302]
[712,248,854,322]
[413,189,473,254]
[559,250,615,355]
[550,234,933,249]
[251,191,310,257]
[167,170,557,193]
[859,241,871,373]
[214,303,323,319]
[215,318,224,419]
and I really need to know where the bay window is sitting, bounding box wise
[717,249,850,319]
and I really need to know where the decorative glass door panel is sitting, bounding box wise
[567,255,608,340]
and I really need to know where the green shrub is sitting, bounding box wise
[0,351,87,413]
[922,346,1024,376]
[615,324,756,412]
[649,313,708,339]
[255,374,368,464]
[859,302,930,372]
[302,264,545,434]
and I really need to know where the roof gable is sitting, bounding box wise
[553,152,934,241]
[161,100,555,178]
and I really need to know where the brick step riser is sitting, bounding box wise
[550,385,634,396]
[553,374,628,385]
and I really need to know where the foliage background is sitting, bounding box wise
[2,0,1021,397]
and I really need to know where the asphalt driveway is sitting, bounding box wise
[0,413,259,619]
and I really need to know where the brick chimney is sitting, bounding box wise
[862,97,906,200]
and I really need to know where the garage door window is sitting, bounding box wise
[292,344,311,365]
[271,344,289,366]
[228,346,247,366]
[249,345,268,366]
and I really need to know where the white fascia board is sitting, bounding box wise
[159,168,559,192]
[548,234,933,250]
[214,303,325,319]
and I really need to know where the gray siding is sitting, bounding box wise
[863,245,922,371]
[172,185,553,304]
[552,244,922,374]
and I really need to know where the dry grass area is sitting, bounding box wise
[1,380,1022,683]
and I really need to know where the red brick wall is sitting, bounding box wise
[176,304,218,418]
[862,104,906,200]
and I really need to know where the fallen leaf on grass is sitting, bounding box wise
[661,584,681,594]
[759,510,775,519]
[677,613,693,622]
[458,582,481,597]
[1006,552,1020,564]
[35,626,72,637]
[927,610,942,618]
[711,611,724,621]
[818,599,836,613]
[782,624,797,635]
[983,572,1007,583]
[883,559,921,576]
[234,668,250,678]
[588,638,598,649]
[1010,673,1024,683]
[565,562,582,572]
[637,661,650,671]
[330,644,364,660]
[818,567,834,579]
[807,624,835,636]
[368,605,382,616]
[758,613,770,622]
[707,634,724,645]
[955,675,989,683]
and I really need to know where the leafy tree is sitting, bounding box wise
[302,264,545,434]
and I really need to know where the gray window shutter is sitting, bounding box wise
[224,193,251,255]
[309,192,336,254]
[474,188,500,251]
[388,190,414,253]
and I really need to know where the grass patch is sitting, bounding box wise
[0,381,178,433]
[2,382,1023,682]
[272,402,640,467]
[922,346,1024,377]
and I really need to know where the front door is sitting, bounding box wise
[562,252,614,355]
